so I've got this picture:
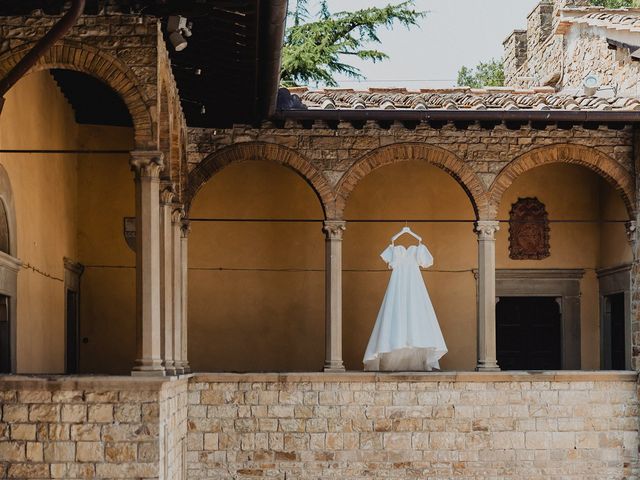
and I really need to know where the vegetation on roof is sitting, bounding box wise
[588,0,640,7]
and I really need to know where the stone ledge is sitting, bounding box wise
[0,374,192,391]
[191,370,638,383]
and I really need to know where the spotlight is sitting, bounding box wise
[169,31,188,52]
[195,68,202,76]
[200,104,206,115]
[167,15,188,32]
[167,15,192,51]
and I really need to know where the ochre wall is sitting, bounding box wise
[188,161,325,372]
[188,160,631,372]
[0,71,135,374]
[496,163,632,370]
[0,71,79,373]
[76,125,135,374]
[343,161,477,371]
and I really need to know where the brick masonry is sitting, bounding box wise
[187,372,639,480]
[0,373,637,479]
[186,122,635,219]
[0,376,188,479]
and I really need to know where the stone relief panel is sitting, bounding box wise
[509,197,550,260]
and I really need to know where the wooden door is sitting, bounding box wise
[496,296,561,370]
[0,296,10,373]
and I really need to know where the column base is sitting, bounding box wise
[324,361,345,373]
[475,363,500,372]
[132,359,165,376]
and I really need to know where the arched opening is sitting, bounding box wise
[188,160,325,371]
[0,67,136,374]
[343,161,478,371]
[495,162,633,370]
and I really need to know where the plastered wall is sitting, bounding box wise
[188,160,631,372]
[0,71,79,373]
[188,161,325,372]
[0,71,135,374]
[496,163,631,370]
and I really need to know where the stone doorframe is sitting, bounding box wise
[495,269,584,370]
[597,264,631,370]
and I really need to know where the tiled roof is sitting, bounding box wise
[283,87,640,112]
[559,7,640,33]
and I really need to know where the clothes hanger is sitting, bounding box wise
[391,221,422,244]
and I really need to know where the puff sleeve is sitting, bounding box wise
[417,243,434,268]
[380,244,394,268]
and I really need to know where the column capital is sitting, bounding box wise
[130,150,164,178]
[171,205,185,224]
[160,182,176,206]
[475,220,500,240]
[625,220,637,246]
[323,220,346,240]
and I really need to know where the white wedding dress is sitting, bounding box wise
[363,242,447,371]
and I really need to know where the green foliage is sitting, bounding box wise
[282,0,425,87]
[588,0,639,7]
[456,59,505,88]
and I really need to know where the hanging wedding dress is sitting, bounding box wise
[363,239,447,371]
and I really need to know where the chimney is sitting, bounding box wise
[527,0,554,54]
[503,30,528,84]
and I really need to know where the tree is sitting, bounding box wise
[281,1,425,87]
[589,0,640,7]
[456,59,505,88]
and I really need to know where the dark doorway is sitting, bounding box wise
[603,293,626,370]
[0,296,10,373]
[496,296,562,370]
[66,289,79,374]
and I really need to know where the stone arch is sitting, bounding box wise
[185,142,336,218]
[488,144,636,219]
[0,40,154,148]
[0,163,20,373]
[336,143,489,219]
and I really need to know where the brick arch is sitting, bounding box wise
[336,143,489,219]
[0,40,154,148]
[185,142,337,218]
[488,144,636,219]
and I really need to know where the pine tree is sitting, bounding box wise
[281,0,425,87]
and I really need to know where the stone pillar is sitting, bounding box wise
[130,151,165,376]
[180,219,191,373]
[172,208,184,374]
[475,220,501,372]
[160,184,176,375]
[323,220,346,372]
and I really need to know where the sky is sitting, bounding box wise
[305,0,540,89]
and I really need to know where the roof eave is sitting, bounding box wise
[273,108,640,124]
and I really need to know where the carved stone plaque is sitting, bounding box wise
[509,197,550,260]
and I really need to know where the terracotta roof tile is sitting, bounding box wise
[285,87,640,112]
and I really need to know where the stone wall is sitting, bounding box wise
[504,0,640,94]
[160,379,189,480]
[186,122,634,219]
[187,372,639,479]
[0,376,188,479]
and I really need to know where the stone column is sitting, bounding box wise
[323,220,346,372]
[130,151,165,376]
[180,219,191,373]
[160,184,176,375]
[172,208,185,374]
[475,220,501,372]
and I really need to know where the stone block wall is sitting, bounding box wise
[0,376,188,479]
[187,122,634,195]
[160,379,189,480]
[187,372,639,479]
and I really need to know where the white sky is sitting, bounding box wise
[306,0,540,88]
